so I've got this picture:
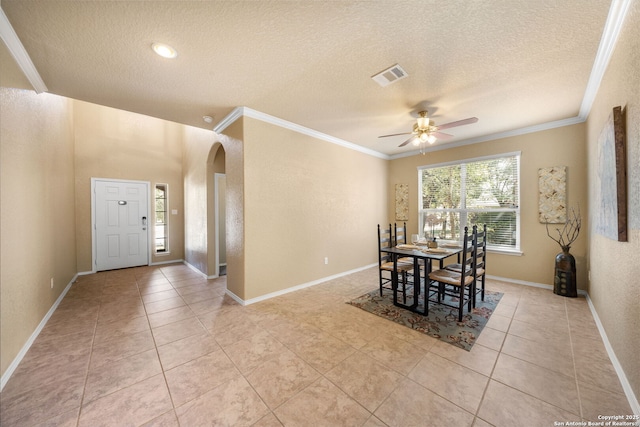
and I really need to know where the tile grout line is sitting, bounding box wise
[144,267,191,426]
[161,270,275,425]
[566,298,585,421]
[472,288,518,426]
[251,326,316,424]
[481,292,586,420]
[74,273,106,427]
[11,267,620,426]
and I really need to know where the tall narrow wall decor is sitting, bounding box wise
[595,106,627,242]
[395,183,409,221]
[538,166,567,223]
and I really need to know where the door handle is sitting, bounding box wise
[142,216,147,226]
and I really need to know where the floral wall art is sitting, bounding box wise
[538,166,567,223]
[395,183,409,221]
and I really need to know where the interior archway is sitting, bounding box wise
[206,142,226,277]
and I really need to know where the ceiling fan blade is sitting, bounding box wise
[398,136,416,147]
[432,131,453,140]
[435,117,478,131]
[378,132,412,138]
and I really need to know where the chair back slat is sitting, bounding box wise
[472,224,487,272]
[378,224,393,265]
[456,226,475,284]
[394,222,407,246]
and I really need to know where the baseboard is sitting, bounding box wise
[583,293,640,415]
[206,263,226,280]
[486,274,554,290]
[182,260,209,279]
[150,258,185,267]
[489,275,639,415]
[77,270,94,276]
[225,263,378,306]
[0,274,77,392]
[225,289,244,305]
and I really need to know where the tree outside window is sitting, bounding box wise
[419,153,520,251]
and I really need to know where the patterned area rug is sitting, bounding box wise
[348,288,503,351]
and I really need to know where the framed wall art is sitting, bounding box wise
[395,183,409,221]
[538,166,567,223]
[595,106,627,242]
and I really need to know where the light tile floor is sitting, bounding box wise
[0,264,633,426]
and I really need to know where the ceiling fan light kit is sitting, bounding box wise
[379,109,478,154]
[416,111,430,129]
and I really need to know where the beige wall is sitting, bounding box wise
[0,88,77,376]
[206,148,226,276]
[182,125,217,274]
[218,176,227,265]
[3,4,637,402]
[389,124,588,288]
[183,120,244,295]
[218,120,245,298]
[73,100,185,271]
[242,117,388,300]
[586,0,640,402]
[0,40,33,91]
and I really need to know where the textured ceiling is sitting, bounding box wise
[1,0,614,156]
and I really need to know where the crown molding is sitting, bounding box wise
[225,0,631,162]
[389,116,586,160]
[213,106,244,133]
[198,0,633,162]
[2,0,629,159]
[0,7,48,94]
[579,0,632,119]
[389,0,632,160]
[214,107,390,160]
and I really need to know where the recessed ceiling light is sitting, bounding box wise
[152,42,177,59]
[203,115,214,124]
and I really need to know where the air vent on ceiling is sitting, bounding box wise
[371,64,408,87]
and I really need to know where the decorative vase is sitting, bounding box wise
[554,247,577,297]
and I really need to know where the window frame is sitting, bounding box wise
[417,151,522,255]
[154,183,170,255]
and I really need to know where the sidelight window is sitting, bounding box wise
[155,184,169,253]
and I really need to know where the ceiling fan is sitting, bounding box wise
[379,110,478,148]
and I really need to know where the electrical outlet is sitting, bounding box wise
[324,257,329,265]
[50,278,54,289]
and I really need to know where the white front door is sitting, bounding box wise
[94,179,149,271]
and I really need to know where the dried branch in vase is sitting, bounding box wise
[546,206,581,251]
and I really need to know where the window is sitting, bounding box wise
[418,152,520,252]
[155,184,169,253]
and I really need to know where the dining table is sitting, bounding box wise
[380,244,463,315]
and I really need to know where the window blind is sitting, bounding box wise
[419,153,520,251]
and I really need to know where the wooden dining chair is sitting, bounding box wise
[446,224,487,306]
[427,226,476,321]
[394,222,407,245]
[378,224,413,302]
[394,222,415,265]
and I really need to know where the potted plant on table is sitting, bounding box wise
[424,214,442,248]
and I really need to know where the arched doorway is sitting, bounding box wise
[207,143,226,277]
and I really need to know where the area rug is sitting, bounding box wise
[347,288,503,351]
